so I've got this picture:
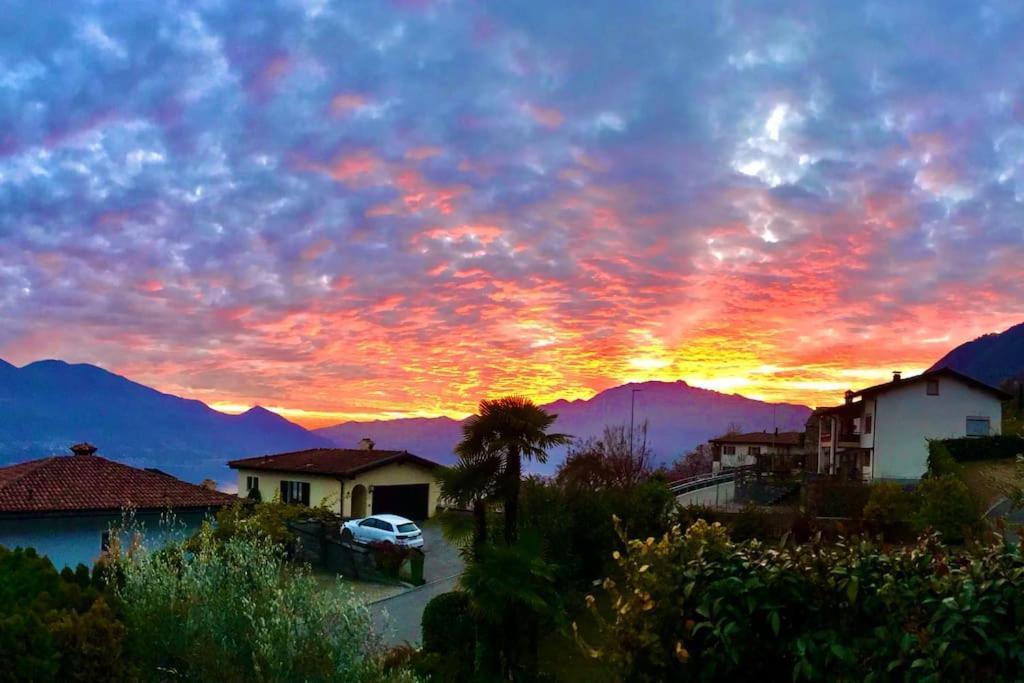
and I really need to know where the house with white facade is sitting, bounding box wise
[710,430,805,473]
[815,368,1009,481]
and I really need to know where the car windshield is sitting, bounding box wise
[397,523,418,533]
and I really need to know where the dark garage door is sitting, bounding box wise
[372,484,429,520]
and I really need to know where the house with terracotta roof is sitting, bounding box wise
[0,443,236,568]
[710,430,805,473]
[228,440,443,520]
[814,368,1010,481]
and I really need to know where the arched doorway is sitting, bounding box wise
[350,484,367,518]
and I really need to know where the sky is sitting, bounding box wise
[1,1,1023,427]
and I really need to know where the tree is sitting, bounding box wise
[455,396,571,545]
[665,443,713,480]
[445,396,570,679]
[556,422,654,491]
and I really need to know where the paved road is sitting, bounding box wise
[370,522,464,647]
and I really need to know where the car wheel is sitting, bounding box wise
[341,528,354,543]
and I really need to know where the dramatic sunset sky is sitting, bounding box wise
[1,1,1023,427]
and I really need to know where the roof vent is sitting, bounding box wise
[844,390,855,404]
[358,437,375,451]
[70,442,97,456]
[892,371,902,382]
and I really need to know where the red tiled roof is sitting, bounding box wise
[710,431,804,446]
[0,454,237,514]
[228,448,440,477]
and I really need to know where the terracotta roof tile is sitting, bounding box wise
[0,454,237,514]
[228,448,440,477]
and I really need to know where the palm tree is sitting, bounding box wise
[437,455,501,558]
[456,396,571,544]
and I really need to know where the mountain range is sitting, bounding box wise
[929,322,1024,388]
[2,320,1020,486]
[0,360,331,484]
[315,382,812,473]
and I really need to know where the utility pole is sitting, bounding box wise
[630,388,642,457]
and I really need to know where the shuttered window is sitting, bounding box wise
[280,480,311,506]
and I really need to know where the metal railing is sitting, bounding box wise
[668,465,754,496]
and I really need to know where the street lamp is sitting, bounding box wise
[630,388,642,457]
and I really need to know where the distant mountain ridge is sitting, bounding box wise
[929,322,1024,387]
[0,359,331,485]
[316,380,813,472]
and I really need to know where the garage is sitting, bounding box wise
[372,484,430,520]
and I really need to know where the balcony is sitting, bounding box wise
[837,432,860,447]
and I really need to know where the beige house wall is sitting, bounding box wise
[235,461,442,518]
[235,469,343,513]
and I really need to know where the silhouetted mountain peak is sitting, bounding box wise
[930,321,1024,387]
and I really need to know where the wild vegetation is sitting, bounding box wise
[112,524,410,682]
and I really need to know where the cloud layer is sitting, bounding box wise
[2,0,1023,424]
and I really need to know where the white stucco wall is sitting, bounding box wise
[873,378,1003,480]
[676,480,735,508]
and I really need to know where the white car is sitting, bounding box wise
[341,514,424,549]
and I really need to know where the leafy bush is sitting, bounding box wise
[112,524,406,682]
[938,435,1024,463]
[210,500,339,553]
[804,477,870,518]
[926,440,963,477]
[727,504,775,542]
[582,521,1024,681]
[862,481,914,539]
[420,591,474,682]
[422,591,474,654]
[913,475,980,544]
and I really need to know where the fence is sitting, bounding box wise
[288,519,424,584]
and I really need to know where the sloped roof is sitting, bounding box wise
[710,431,804,446]
[0,453,237,514]
[851,367,1012,401]
[228,448,441,477]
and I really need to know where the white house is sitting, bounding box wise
[710,430,805,473]
[815,368,1008,481]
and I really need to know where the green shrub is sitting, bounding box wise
[727,504,774,542]
[420,591,474,681]
[113,524,403,682]
[926,440,963,477]
[805,477,870,518]
[583,521,1024,681]
[914,475,980,543]
[863,481,914,539]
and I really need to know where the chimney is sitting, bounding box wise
[844,390,854,405]
[892,370,902,382]
[69,442,97,456]
[358,438,375,451]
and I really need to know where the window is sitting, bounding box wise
[864,415,873,434]
[748,446,761,456]
[966,417,990,437]
[926,379,939,396]
[280,480,311,506]
[245,475,259,494]
[359,519,377,528]
[397,523,418,533]
[722,445,736,455]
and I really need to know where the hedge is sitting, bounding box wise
[583,520,1024,682]
[936,435,1024,463]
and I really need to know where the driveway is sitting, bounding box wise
[370,521,464,647]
